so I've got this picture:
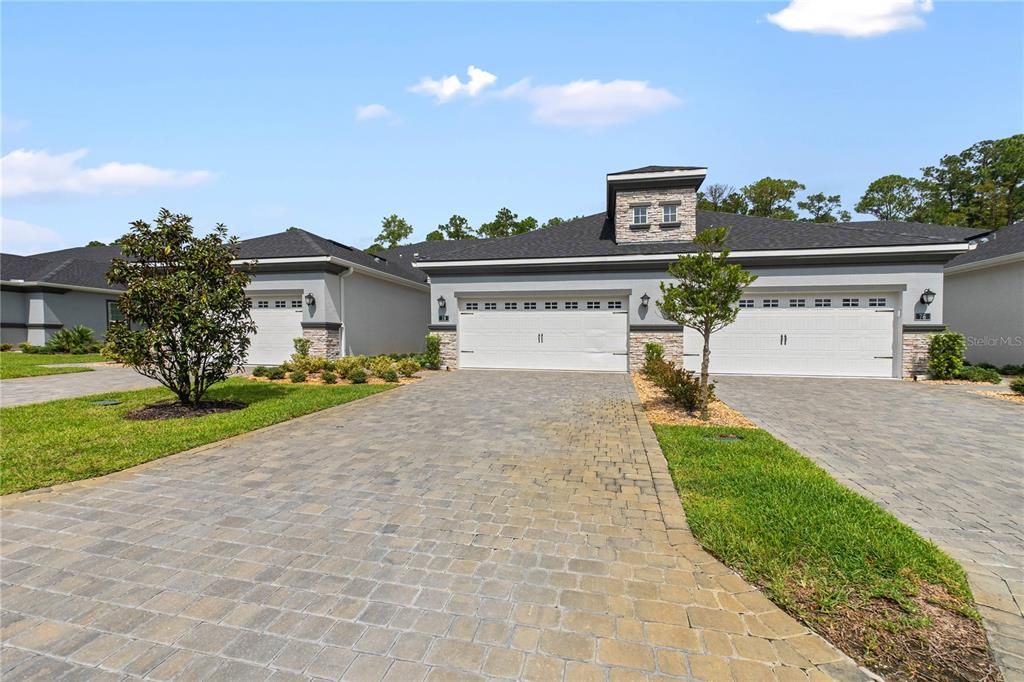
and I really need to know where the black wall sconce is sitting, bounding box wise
[640,293,651,308]
[437,295,447,309]
[304,292,316,306]
[919,289,936,305]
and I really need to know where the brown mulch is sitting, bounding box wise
[631,372,753,428]
[978,390,1024,404]
[248,371,436,387]
[125,400,245,421]
[919,379,998,386]
[799,583,1002,682]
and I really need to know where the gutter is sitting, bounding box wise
[231,255,429,291]
[945,252,1024,275]
[0,280,122,295]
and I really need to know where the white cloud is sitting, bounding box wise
[409,65,498,103]
[1,149,213,197]
[766,0,934,38]
[500,78,680,128]
[355,103,393,121]
[0,216,65,255]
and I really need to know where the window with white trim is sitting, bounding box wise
[662,204,678,223]
[465,302,479,311]
[842,298,860,307]
[586,301,600,310]
[274,300,287,309]
[290,300,302,308]
[544,302,557,310]
[524,302,537,310]
[256,300,269,309]
[868,297,887,307]
[607,301,623,309]
[106,300,125,328]
[565,301,579,310]
[632,206,648,225]
[762,299,779,308]
[484,302,497,310]
[738,299,754,308]
[814,298,832,308]
[504,302,517,310]
[788,299,806,308]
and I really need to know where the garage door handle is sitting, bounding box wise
[784,334,788,346]
[874,355,893,359]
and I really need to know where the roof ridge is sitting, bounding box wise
[699,210,964,244]
[37,258,76,282]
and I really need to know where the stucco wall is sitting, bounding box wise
[342,272,430,356]
[1,290,28,344]
[944,261,1024,366]
[245,271,342,327]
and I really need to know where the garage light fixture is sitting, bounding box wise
[304,293,316,306]
[437,295,447,308]
[919,289,936,305]
[640,293,651,308]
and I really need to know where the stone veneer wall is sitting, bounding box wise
[302,327,341,359]
[629,329,684,371]
[434,330,458,369]
[902,329,937,378]
[614,187,697,244]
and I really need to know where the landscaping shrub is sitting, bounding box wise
[642,342,665,377]
[348,367,368,384]
[265,366,286,380]
[291,355,328,374]
[381,368,400,383]
[647,358,714,412]
[928,332,966,380]
[292,337,312,357]
[423,334,441,370]
[0,344,12,352]
[289,370,307,383]
[396,357,421,377]
[251,365,268,377]
[975,362,998,370]
[955,365,1002,384]
[333,356,367,378]
[280,360,293,372]
[1011,377,1024,395]
[1000,364,1024,376]
[48,326,100,353]
[369,356,395,378]
[19,343,49,354]
[321,371,338,384]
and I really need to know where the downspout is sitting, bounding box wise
[339,266,355,356]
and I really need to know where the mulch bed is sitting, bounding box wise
[125,400,246,421]
[631,372,753,427]
[978,390,1024,405]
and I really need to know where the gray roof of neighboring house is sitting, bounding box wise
[414,211,988,263]
[946,222,1024,268]
[0,252,122,290]
[609,166,706,175]
[30,244,125,263]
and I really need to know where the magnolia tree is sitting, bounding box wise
[658,228,758,419]
[105,209,256,407]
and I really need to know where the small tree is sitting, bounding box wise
[658,228,758,419]
[368,214,413,252]
[105,209,256,407]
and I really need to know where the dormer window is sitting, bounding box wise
[662,204,678,224]
[632,206,648,225]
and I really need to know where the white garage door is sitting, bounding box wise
[683,294,896,378]
[458,297,628,372]
[247,295,304,365]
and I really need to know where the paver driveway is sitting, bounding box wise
[715,376,1024,680]
[0,365,158,407]
[1,371,865,681]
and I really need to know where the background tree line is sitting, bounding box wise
[365,134,1021,252]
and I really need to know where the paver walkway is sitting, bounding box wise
[715,376,1024,681]
[1,371,866,681]
[0,365,158,407]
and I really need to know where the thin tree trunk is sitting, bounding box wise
[699,331,712,421]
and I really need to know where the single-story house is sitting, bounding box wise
[943,222,1024,366]
[414,166,987,379]
[1,228,431,364]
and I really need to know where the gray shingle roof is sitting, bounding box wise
[946,222,1024,268]
[609,166,706,175]
[0,253,121,290]
[30,244,125,263]
[415,212,988,263]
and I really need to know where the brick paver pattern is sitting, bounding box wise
[1,371,867,681]
[716,376,1024,681]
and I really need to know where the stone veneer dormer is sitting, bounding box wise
[607,166,707,244]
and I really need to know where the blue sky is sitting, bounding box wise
[2,1,1022,254]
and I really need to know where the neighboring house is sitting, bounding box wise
[1,228,431,364]
[414,166,986,379]
[944,222,1024,366]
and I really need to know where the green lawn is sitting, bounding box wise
[655,425,984,678]
[1,378,390,495]
[0,352,107,379]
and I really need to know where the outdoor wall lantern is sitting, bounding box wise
[640,293,651,308]
[919,289,936,305]
[304,292,316,306]
[437,295,447,308]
